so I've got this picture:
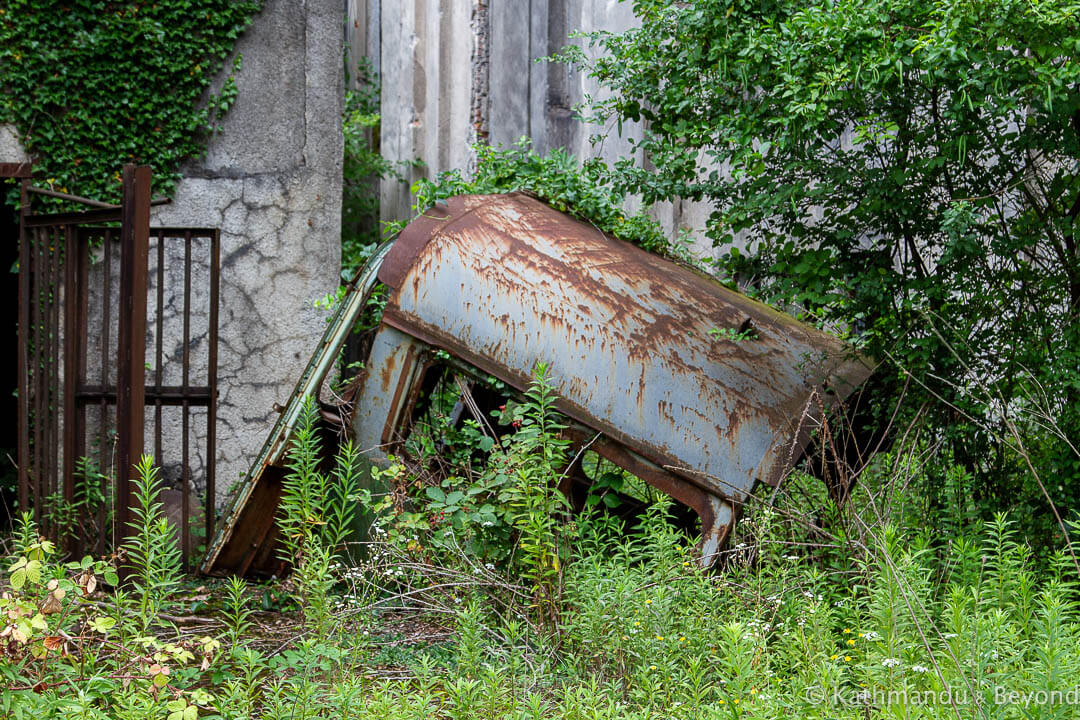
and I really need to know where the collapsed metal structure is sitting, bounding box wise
[203,193,873,575]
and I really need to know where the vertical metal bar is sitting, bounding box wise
[62,224,78,553]
[75,230,90,553]
[98,230,112,555]
[114,164,150,552]
[181,230,191,569]
[44,227,57,533]
[155,230,164,465]
[205,229,220,545]
[42,227,51,524]
[51,227,62,525]
[42,226,53,528]
[16,180,30,517]
[31,227,43,528]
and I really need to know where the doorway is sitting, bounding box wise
[0,187,20,528]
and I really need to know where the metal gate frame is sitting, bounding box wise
[16,164,219,566]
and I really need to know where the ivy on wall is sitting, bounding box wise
[0,0,261,204]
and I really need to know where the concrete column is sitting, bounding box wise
[149,0,345,505]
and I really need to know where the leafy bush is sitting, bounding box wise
[557,0,1080,545]
[341,62,396,279]
[361,364,575,623]
[0,459,222,719]
[409,139,682,258]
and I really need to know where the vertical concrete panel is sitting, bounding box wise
[489,0,532,147]
[470,0,491,160]
[545,0,578,152]
[345,0,381,83]
[379,0,418,221]
[373,0,723,253]
[575,0,641,164]
[420,0,448,210]
[447,1,476,172]
[378,0,481,223]
[413,0,430,191]
[345,0,366,87]
[150,0,344,504]
[367,0,381,78]
[527,0,549,152]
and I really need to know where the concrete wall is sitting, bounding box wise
[151,0,344,505]
[0,125,30,165]
[3,2,343,513]
[367,0,718,258]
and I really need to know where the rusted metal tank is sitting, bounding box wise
[202,192,873,576]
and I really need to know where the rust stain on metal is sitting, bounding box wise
[205,192,873,574]
[379,193,874,509]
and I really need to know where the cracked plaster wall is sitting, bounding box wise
[146,0,344,507]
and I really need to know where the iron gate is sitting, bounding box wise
[17,165,219,567]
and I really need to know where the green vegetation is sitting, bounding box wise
[5,418,1080,718]
[341,61,395,280]
[410,139,681,259]
[557,0,1080,545]
[4,2,1080,718]
[0,0,260,203]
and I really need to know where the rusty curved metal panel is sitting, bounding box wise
[379,193,874,508]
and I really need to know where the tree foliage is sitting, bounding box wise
[562,0,1080,537]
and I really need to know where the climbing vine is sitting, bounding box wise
[0,0,261,204]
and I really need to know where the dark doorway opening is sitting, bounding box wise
[1,190,20,529]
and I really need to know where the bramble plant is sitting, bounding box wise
[0,500,221,717]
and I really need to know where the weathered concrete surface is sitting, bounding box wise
[0,124,29,164]
[372,0,720,259]
[151,0,344,506]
